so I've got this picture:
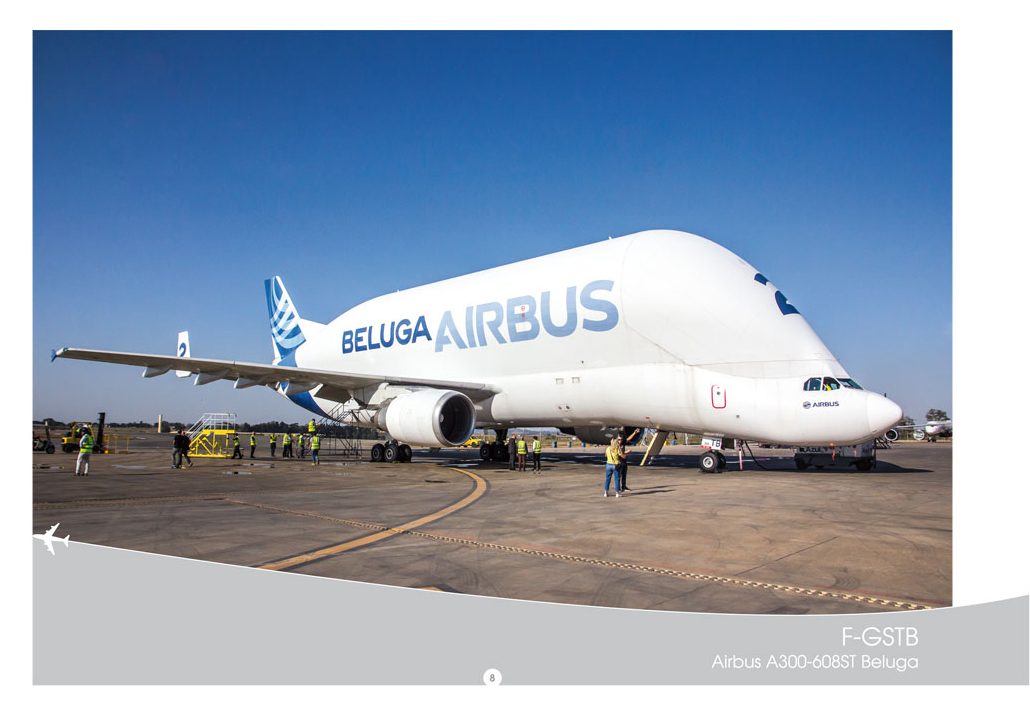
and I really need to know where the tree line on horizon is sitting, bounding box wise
[33,418,379,438]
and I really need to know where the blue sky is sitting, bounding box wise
[33,30,952,424]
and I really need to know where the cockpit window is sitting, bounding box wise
[838,378,862,389]
[804,377,822,391]
[822,377,841,391]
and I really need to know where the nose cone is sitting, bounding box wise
[867,392,903,436]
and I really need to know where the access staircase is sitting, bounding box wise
[316,405,365,458]
[186,413,238,458]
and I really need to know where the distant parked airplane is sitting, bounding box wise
[53,230,902,471]
[886,419,953,442]
[34,523,69,555]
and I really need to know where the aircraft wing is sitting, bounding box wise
[52,348,499,402]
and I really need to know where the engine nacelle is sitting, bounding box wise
[563,425,643,446]
[377,389,476,447]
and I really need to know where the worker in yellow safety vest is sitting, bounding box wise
[532,436,542,473]
[311,434,320,465]
[250,433,256,458]
[308,419,316,435]
[270,433,277,457]
[231,434,243,460]
[75,429,94,476]
[283,432,292,458]
[517,436,527,472]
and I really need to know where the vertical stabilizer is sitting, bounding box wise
[176,330,191,377]
[265,277,306,365]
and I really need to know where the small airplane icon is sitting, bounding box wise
[34,523,70,555]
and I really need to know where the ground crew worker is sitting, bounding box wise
[603,438,624,498]
[618,428,640,492]
[250,433,256,458]
[517,435,527,472]
[507,435,517,470]
[75,429,94,476]
[172,429,193,468]
[532,436,542,473]
[270,433,277,457]
[171,430,184,469]
[231,433,243,459]
[283,432,292,458]
[308,419,316,436]
[298,434,307,460]
[311,434,320,465]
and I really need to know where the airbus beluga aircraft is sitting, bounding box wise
[53,230,902,470]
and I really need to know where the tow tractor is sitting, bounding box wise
[693,435,878,472]
[793,441,877,471]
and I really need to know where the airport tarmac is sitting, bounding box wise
[32,439,951,614]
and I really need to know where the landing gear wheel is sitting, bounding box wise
[716,452,726,470]
[491,443,508,462]
[700,450,720,473]
[370,443,385,462]
[384,444,399,462]
[480,444,492,461]
[794,457,809,470]
[856,458,872,471]
[400,444,412,463]
[46,444,55,454]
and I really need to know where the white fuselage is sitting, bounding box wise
[288,230,900,446]
[924,420,953,436]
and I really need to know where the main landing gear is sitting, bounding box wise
[479,442,509,462]
[370,440,412,463]
[474,428,510,462]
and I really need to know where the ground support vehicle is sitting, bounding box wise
[794,441,876,471]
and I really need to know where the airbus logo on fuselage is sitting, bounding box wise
[803,401,840,409]
[340,280,619,355]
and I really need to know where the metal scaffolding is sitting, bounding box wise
[186,413,238,458]
[315,405,365,459]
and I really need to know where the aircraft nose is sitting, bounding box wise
[867,392,903,436]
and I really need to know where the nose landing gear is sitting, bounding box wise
[700,450,727,473]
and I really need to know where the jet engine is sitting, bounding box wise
[376,389,476,447]
[562,425,643,446]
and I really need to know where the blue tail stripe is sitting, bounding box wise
[265,277,306,357]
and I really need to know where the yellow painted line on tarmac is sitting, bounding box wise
[257,466,487,571]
